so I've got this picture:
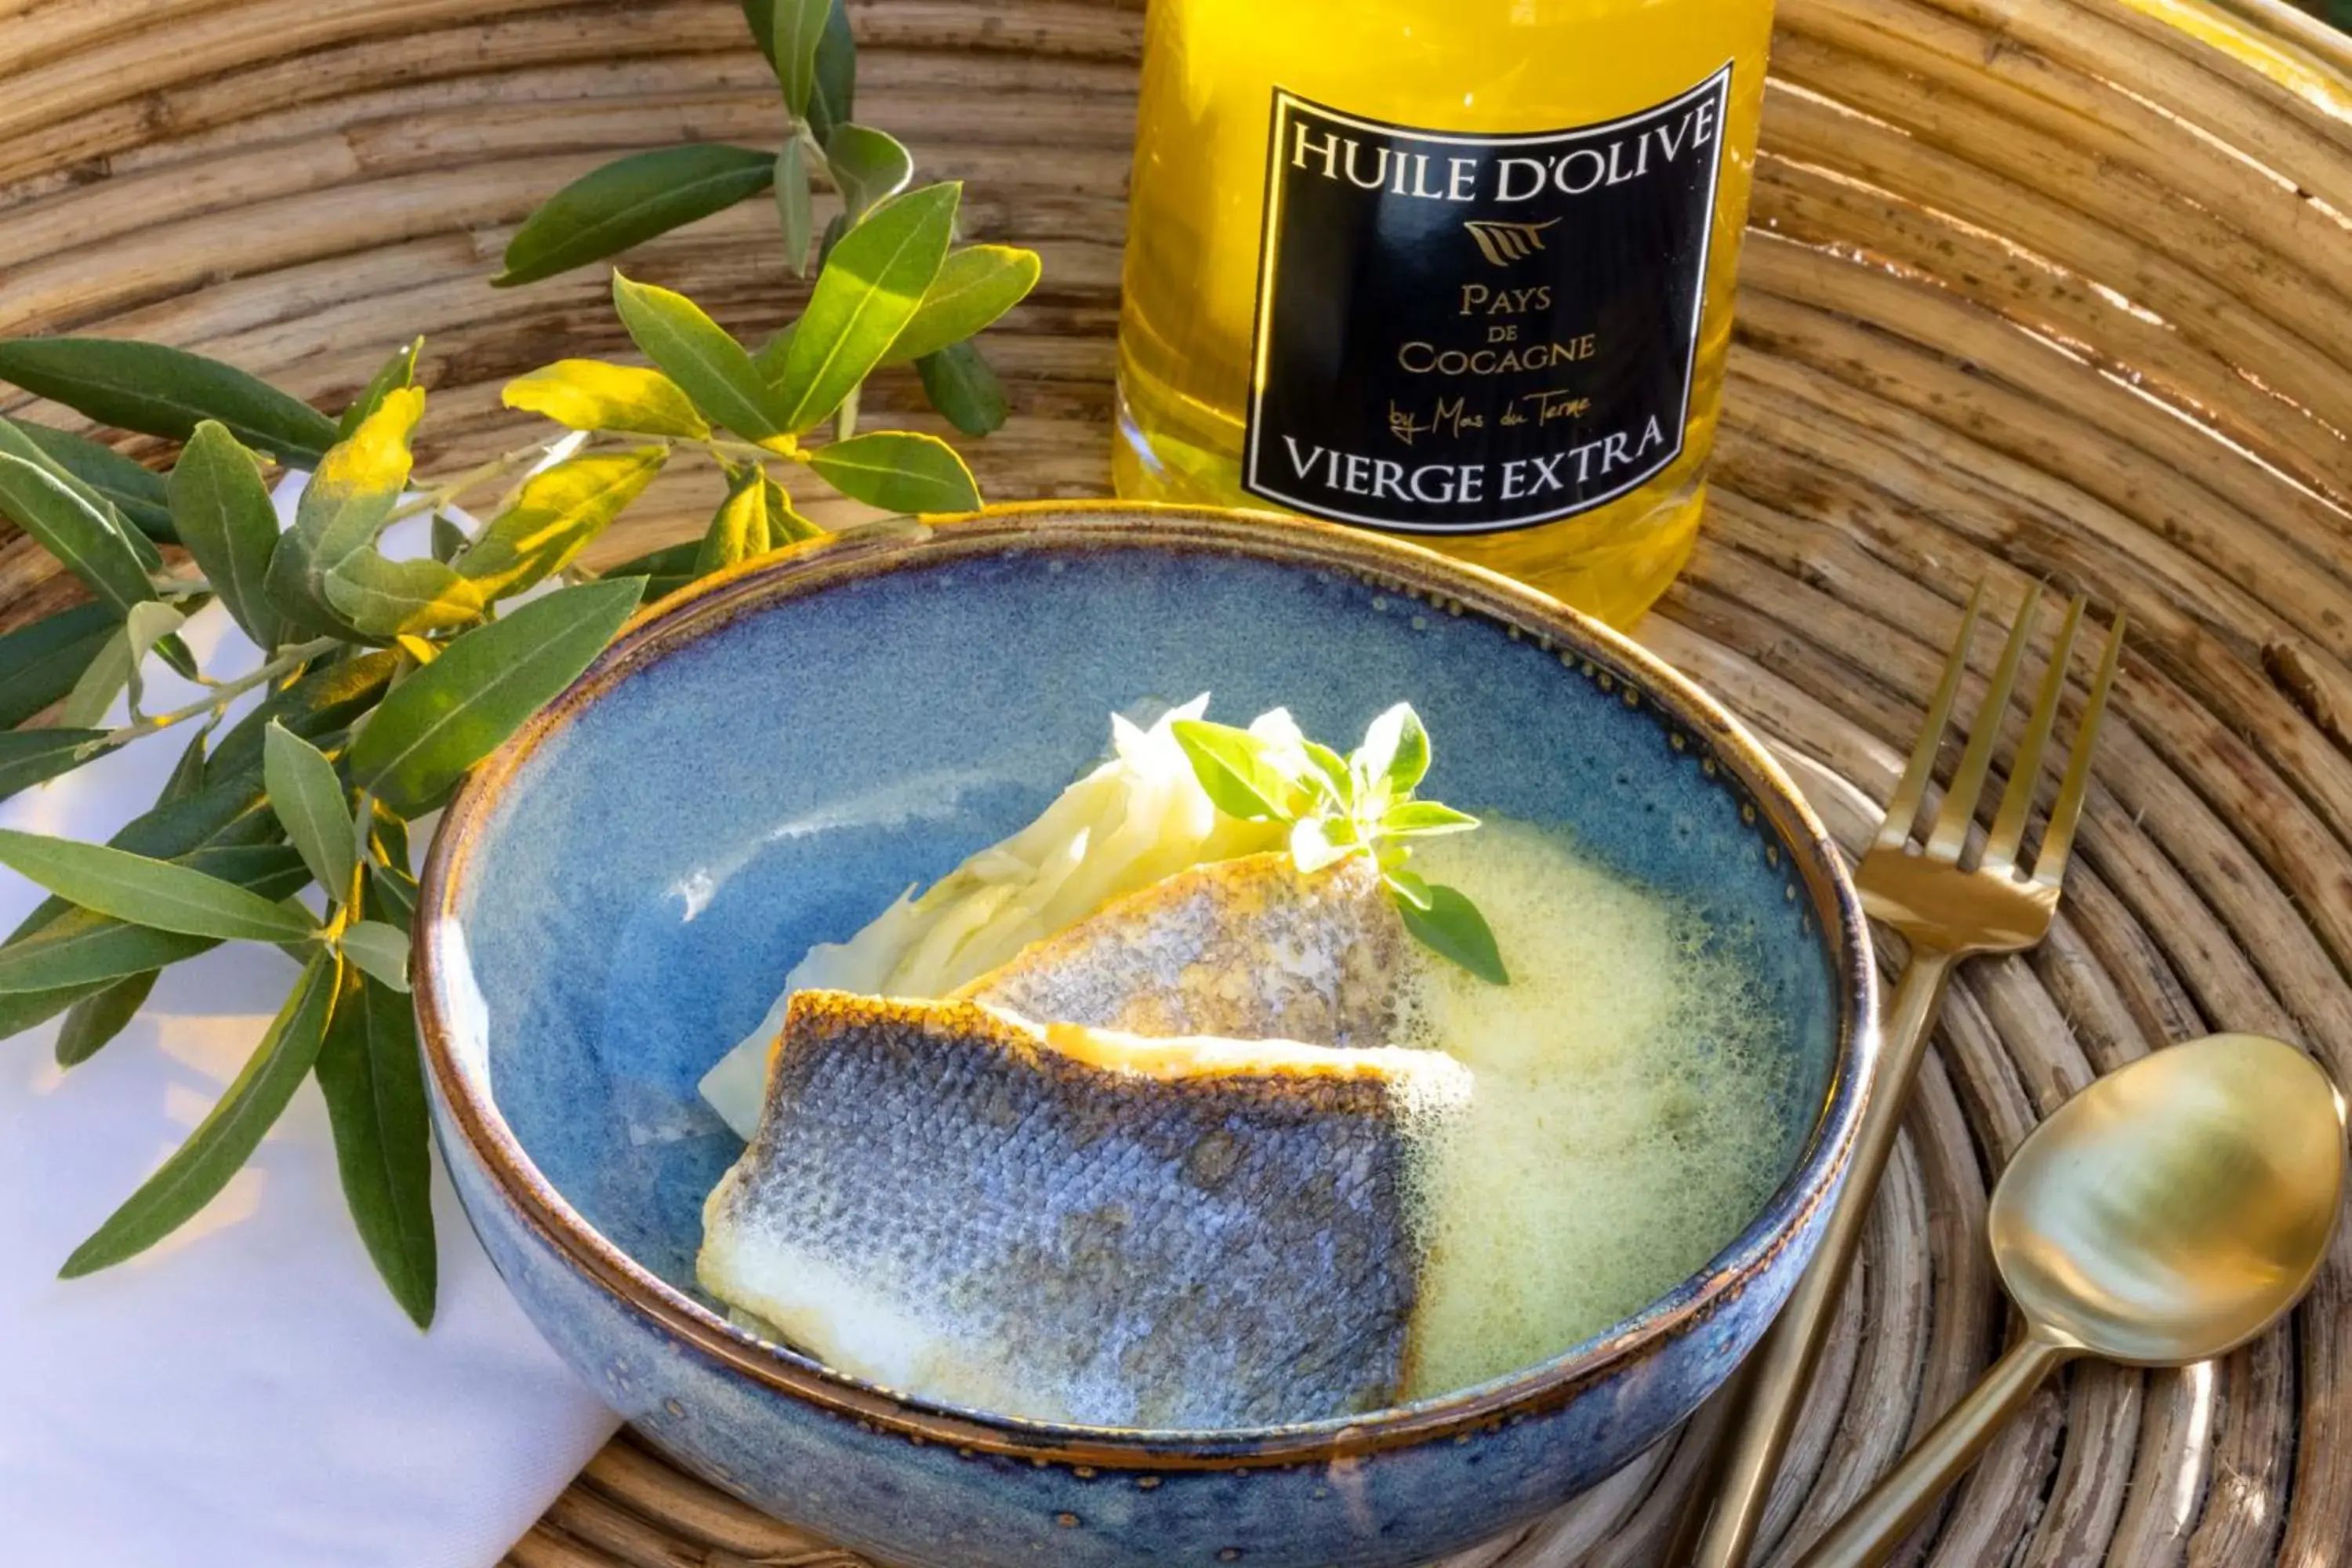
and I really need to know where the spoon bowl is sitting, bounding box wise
[1992,1032,2347,1366]
[1796,1033,2347,1568]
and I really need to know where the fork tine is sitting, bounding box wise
[1875,584,1987,853]
[1925,582,2045,864]
[2032,612,2126,888]
[1982,595,2085,875]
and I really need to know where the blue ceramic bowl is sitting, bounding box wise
[416,504,1876,1568]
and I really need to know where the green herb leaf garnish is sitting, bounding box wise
[1173,702,1507,985]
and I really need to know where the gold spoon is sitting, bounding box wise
[1792,1033,2347,1568]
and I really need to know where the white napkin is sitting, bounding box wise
[0,497,619,1567]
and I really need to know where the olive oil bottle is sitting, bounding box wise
[1113,0,1774,626]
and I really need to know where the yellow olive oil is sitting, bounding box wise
[1114,0,1775,626]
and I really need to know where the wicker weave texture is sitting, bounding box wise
[3,1,2350,1564]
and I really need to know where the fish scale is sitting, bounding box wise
[699,992,1469,1428]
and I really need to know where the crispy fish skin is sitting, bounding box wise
[699,990,1467,1429]
[956,851,1406,1047]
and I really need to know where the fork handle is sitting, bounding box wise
[1668,947,1958,1568]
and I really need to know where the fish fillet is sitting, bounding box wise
[699,990,1469,1428]
[956,851,1407,1047]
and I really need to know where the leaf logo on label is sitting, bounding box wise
[1463,219,1561,267]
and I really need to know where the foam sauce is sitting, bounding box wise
[1396,818,1805,1398]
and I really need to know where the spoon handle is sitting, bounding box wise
[1670,949,1955,1568]
[1790,1328,2077,1568]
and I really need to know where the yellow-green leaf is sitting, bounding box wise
[696,466,770,575]
[825,122,912,223]
[338,338,423,439]
[806,430,979,514]
[265,387,425,637]
[325,551,485,639]
[501,361,708,441]
[611,274,782,441]
[350,577,645,815]
[772,183,959,434]
[887,245,1041,365]
[459,448,669,601]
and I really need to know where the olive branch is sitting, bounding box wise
[0,0,1034,1325]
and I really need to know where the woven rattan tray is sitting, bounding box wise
[6,1,2351,1563]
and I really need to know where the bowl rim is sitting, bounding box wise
[414,500,1879,1468]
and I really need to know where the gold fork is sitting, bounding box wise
[1672,583,2127,1568]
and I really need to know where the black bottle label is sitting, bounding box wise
[1242,68,1731,534]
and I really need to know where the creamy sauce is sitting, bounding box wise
[1395,818,1805,1397]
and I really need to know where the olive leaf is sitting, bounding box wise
[459,447,670,599]
[171,420,288,651]
[0,602,117,728]
[764,473,824,543]
[887,245,1042,365]
[494,145,777,288]
[0,337,339,466]
[595,539,702,601]
[263,721,358,898]
[339,339,423,439]
[0,847,309,995]
[336,921,411,993]
[57,634,130,729]
[1,764,278,953]
[60,951,342,1279]
[209,649,399,779]
[775,139,815,277]
[696,466,771,575]
[10,421,173,543]
[825,123,912,223]
[53,971,159,1068]
[350,575,645,814]
[0,729,107,805]
[0,453,159,618]
[916,341,1008,437]
[325,553,485,640]
[121,601,187,716]
[808,0,857,143]
[315,964,435,1326]
[771,183,959,434]
[807,430,979,514]
[0,828,321,944]
[265,387,425,637]
[501,361,709,441]
[750,325,796,390]
[430,514,468,564]
[768,0,832,117]
[612,272,783,441]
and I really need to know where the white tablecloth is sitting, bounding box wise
[0,510,619,1566]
